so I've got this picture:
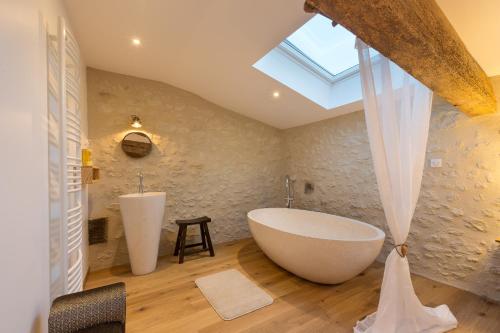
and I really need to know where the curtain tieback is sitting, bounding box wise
[394,243,409,257]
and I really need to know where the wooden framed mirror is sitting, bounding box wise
[121,132,152,158]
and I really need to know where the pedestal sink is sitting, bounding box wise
[119,192,166,275]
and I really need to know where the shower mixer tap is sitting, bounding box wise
[285,175,295,208]
[138,171,144,194]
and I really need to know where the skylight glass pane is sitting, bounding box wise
[286,15,359,76]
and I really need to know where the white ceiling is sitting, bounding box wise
[64,0,499,129]
[436,0,500,77]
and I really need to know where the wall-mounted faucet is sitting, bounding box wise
[285,175,295,208]
[138,171,144,194]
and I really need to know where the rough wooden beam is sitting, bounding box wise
[304,0,497,116]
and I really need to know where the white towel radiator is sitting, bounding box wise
[60,18,83,294]
[48,18,84,296]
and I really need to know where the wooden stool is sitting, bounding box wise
[173,216,215,264]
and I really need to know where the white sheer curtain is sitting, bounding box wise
[353,39,458,333]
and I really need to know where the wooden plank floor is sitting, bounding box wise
[85,238,500,332]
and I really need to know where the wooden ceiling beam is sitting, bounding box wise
[304,0,497,116]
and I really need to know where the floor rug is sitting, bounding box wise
[195,269,274,320]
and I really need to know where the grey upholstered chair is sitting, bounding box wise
[49,282,126,333]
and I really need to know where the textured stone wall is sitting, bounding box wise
[87,68,285,271]
[283,102,500,301]
[87,67,499,301]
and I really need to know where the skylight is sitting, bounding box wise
[253,14,378,110]
[285,15,358,77]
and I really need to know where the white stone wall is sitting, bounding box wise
[87,68,285,271]
[87,67,499,301]
[283,102,500,301]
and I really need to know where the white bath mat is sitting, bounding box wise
[195,269,273,320]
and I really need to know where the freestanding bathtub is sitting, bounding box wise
[247,208,385,284]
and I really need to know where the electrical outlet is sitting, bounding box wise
[430,158,442,168]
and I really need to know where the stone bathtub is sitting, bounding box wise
[247,208,385,284]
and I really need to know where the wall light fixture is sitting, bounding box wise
[130,115,142,128]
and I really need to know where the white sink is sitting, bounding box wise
[119,192,166,275]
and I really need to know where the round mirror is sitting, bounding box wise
[121,132,152,158]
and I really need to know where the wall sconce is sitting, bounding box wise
[130,115,142,128]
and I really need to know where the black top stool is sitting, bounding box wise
[173,216,215,264]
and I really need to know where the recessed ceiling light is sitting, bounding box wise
[272,91,280,98]
[131,38,141,46]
